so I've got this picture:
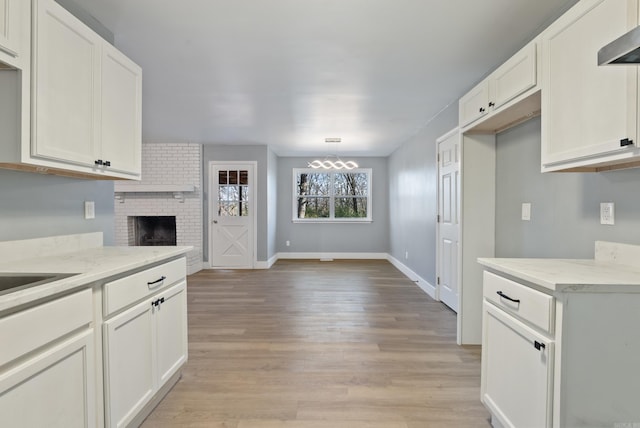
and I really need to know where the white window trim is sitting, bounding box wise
[292,168,373,223]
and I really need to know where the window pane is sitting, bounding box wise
[297,197,329,218]
[219,202,239,216]
[218,185,229,201]
[334,173,368,196]
[239,185,249,202]
[239,170,248,185]
[240,201,249,217]
[335,197,368,218]
[229,170,238,185]
[297,173,330,196]
[218,170,228,185]
[228,185,239,201]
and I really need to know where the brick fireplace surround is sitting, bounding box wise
[114,143,203,274]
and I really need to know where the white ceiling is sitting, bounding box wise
[78,0,578,156]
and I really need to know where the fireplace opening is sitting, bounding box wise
[133,216,177,246]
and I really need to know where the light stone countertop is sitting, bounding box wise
[477,257,640,292]
[0,234,191,313]
[478,240,640,293]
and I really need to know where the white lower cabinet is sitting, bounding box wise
[0,329,95,427]
[482,269,640,427]
[103,299,155,428]
[103,280,187,428]
[0,289,95,428]
[482,303,553,428]
[155,283,189,385]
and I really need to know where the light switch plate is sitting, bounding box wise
[521,203,531,221]
[84,201,95,219]
[600,202,614,225]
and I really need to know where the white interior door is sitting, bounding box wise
[210,163,255,268]
[437,130,460,312]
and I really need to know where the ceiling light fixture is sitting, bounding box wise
[308,138,359,170]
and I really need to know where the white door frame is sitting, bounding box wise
[208,161,258,269]
[435,127,462,311]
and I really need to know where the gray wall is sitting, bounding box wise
[496,116,640,258]
[267,148,278,260]
[0,170,115,244]
[388,103,458,284]
[202,145,270,262]
[276,157,389,253]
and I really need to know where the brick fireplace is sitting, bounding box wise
[114,143,203,274]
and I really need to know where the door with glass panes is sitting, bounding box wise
[210,163,254,268]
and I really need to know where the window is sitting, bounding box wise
[293,168,372,222]
[217,169,249,216]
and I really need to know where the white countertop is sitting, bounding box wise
[0,234,191,312]
[477,257,640,292]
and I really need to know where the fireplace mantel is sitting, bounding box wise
[114,184,196,202]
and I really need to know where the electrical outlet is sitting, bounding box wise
[600,202,615,225]
[286,240,290,247]
[84,201,95,219]
[405,251,409,260]
[521,203,531,221]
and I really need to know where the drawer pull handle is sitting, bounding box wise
[534,341,546,351]
[147,276,167,288]
[496,291,520,303]
[151,297,166,307]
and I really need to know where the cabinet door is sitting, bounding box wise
[0,329,95,428]
[100,42,142,176]
[0,0,19,57]
[490,40,537,109]
[482,302,553,428]
[459,80,489,127]
[155,281,188,385]
[541,0,638,170]
[104,300,155,428]
[32,0,101,167]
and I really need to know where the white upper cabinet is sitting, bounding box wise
[0,0,20,60]
[541,0,640,172]
[32,0,102,167]
[100,42,142,175]
[459,80,490,127]
[490,41,537,110]
[0,0,142,179]
[30,0,142,179]
[460,39,540,132]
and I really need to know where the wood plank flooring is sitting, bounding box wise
[142,260,490,427]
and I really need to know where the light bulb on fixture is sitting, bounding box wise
[308,138,359,170]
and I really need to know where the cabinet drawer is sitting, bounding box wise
[0,288,92,367]
[483,271,554,333]
[104,258,186,316]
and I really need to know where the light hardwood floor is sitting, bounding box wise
[142,260,490,427]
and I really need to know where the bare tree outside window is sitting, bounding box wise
[294,169,371,221]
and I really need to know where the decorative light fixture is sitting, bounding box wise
[308,138,359,170]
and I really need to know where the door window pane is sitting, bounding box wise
[217,169,250,217]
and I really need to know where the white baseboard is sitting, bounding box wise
[386,255,437,300]
[254,254,278,269]
[276,252,388,260]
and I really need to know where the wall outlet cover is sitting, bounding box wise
[84,201,95,220]
[521,203,531,221]
[600,202,614,225]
